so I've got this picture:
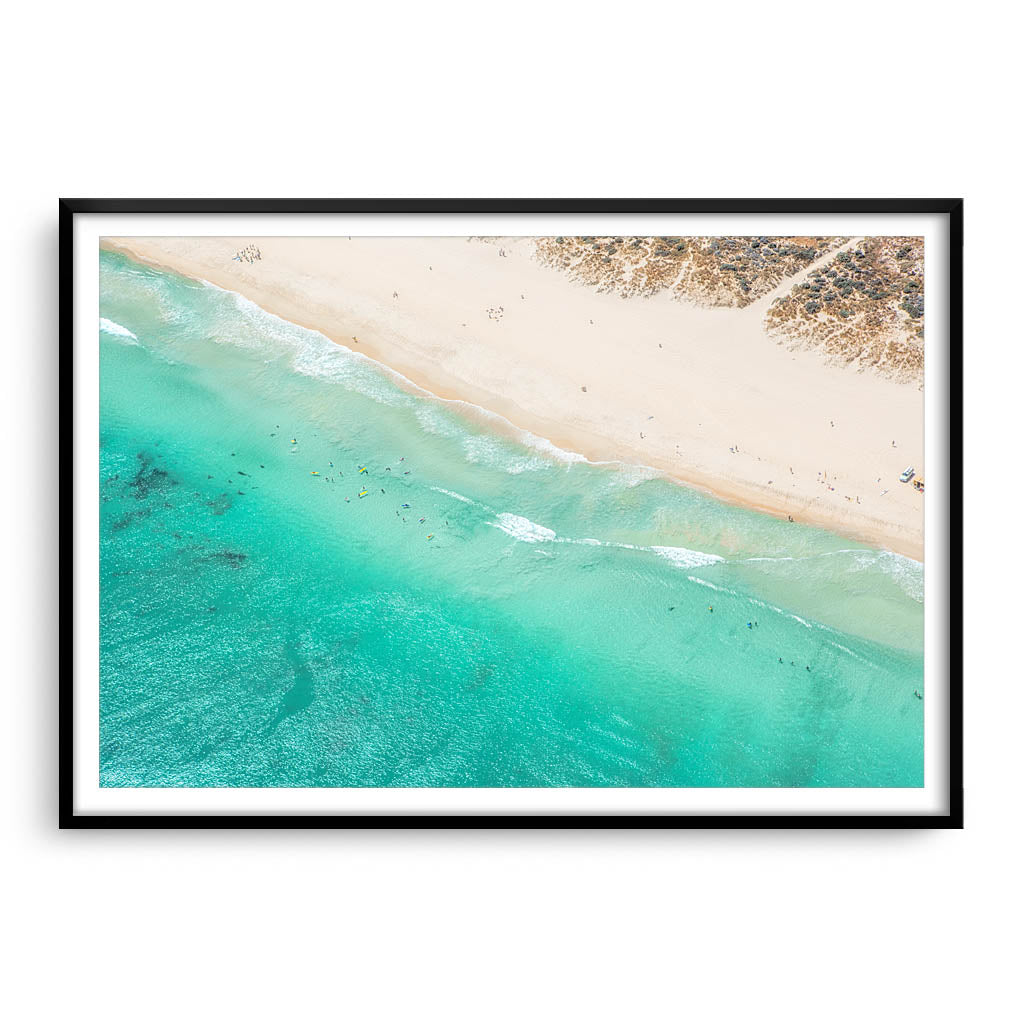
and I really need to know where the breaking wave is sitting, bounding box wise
[99,318,138,342]
[489,513,724,571]
[430,487,475,505]
[742,547,923,603]
[649,545,725,570]
[493,513,558,543]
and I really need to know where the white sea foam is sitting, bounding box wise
[614,465,662,488]
[431,487,475,505]
[686,576,732,593]
[826,639,876,667]
[650,545,725,570]
[99,317,138,342]
[462,435,548,474]
[492,513,557,543]
[876,551,924,603]
[828,548,924,604]
[288,342,405,408]
[742,546,924,604]
[415,403,462,439]
[516,430,588,466]
[489,514,727,576]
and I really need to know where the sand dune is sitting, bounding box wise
[101,235,924,559]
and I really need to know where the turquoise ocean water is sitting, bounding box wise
[98,249,924,787]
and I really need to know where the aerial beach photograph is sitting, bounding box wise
[97,231,926,789]
[23,0,997,1006]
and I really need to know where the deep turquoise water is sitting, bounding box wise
[98,249,924,787]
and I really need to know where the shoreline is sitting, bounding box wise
[100,236,924,560]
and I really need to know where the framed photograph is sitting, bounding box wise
[63,198,962,827]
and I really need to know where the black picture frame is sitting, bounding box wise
[62,198,963,829]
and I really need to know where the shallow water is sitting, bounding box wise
[98,249,924,787]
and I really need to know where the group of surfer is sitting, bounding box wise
[291,440,435,539]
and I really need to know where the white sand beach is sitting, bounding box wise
[101,235,925,559]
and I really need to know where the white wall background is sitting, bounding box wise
[3,2,1017,1021]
